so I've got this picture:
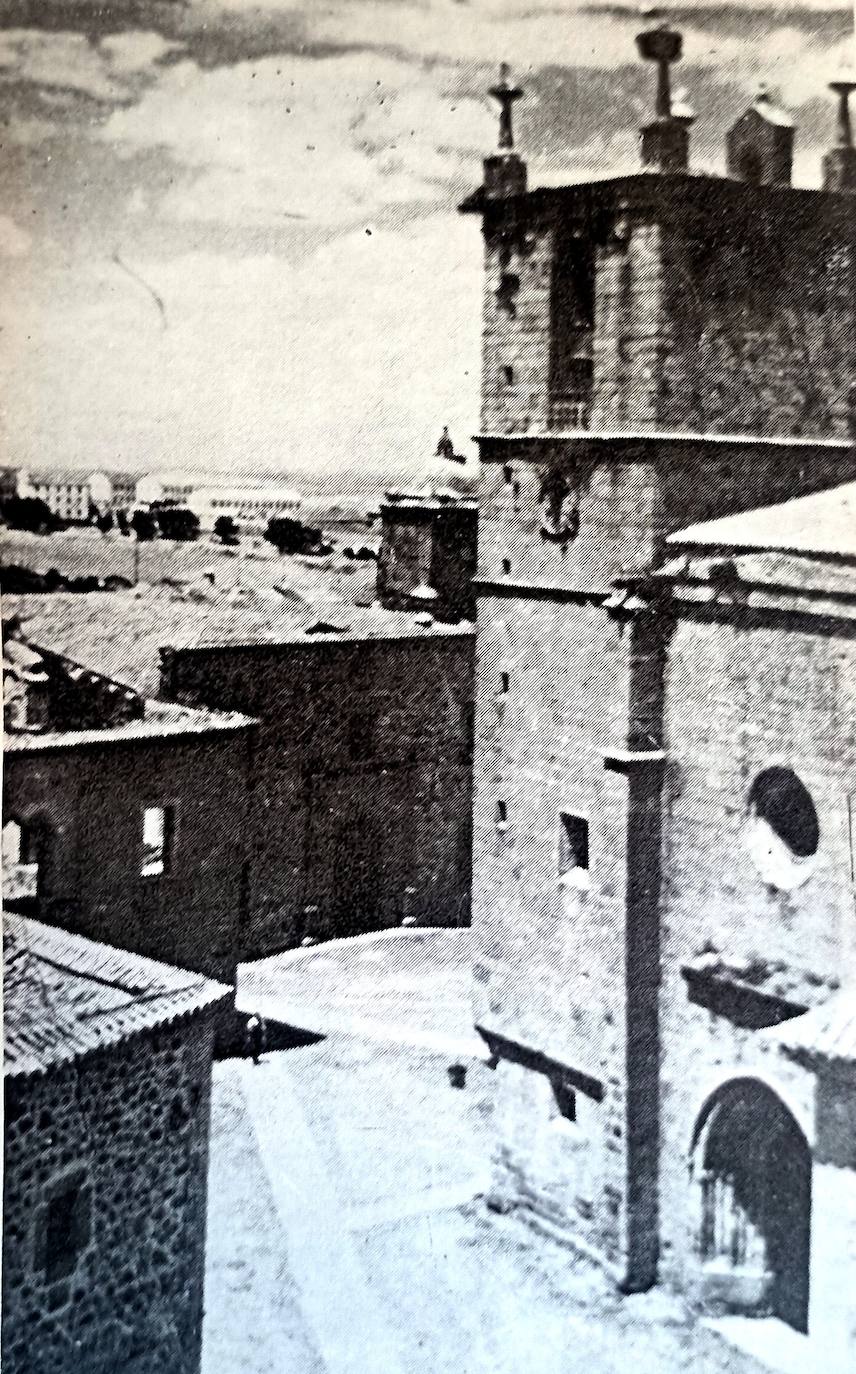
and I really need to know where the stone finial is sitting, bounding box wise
[823,75,856,192]
[636,13,682,119]
[635,13,689,171]
[489,62,523,151]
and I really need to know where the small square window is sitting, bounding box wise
[141,805,174,878]
[559,813,589,876]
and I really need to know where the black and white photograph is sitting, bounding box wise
[1,1,855,1371]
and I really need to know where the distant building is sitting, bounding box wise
[377,438,478,622]
[161,604,474,954]
[87,470,139,514]
[2,625,255,1004]
[16,470,92,524]
[2,914,229,1374]
[133,472,302,531]
[463,25,856,1361]
[191,480,302,532]
[7,587,475,959]
[135,470,198,508]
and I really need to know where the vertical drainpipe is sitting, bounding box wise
[604,593,671,1292]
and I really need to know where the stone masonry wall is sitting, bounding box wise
[478,186,856,444]
[2,1010,218,1374]
[3,729,252,989]
[472,591,639,1263]
[480,213,555,436]
[658,605,856,1309]
[161,635,475,956]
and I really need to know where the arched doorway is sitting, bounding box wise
[692,1078,811,1333]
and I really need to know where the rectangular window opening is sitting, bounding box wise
[44,1179,89,1283]
[499,671,510,695]
[559,813,589,876]
[495,800,508,827]
[502,364,514,386]
[141,804,174,878]
[501,558,511,577]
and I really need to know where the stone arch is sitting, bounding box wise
[690,1076,812,1333]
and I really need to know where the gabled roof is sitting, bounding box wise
[3,916,231,1078]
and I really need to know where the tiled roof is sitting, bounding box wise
[774,989,856,1066]
[4,591,472,698]
[3,916,231,1078]
[669,482,856,560]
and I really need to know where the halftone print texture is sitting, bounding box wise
[2,3,856,1373]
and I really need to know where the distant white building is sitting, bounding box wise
[134,470,198,508]
[16,470,91,523]
[87,471,138,513]
[191,482,302,532]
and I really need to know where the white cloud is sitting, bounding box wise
[0,30,123,102]
[0,216,482,475]
[0,215,32,258]
[101,52,493,226]
[99,31,184,76]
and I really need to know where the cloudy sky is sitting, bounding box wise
[0,0,853,482]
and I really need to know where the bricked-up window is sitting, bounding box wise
[141,804,174,878]
[43,1174,90,1283]
[559,813,589,876]
[348,710,374,761]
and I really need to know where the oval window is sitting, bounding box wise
[744,767,819,891]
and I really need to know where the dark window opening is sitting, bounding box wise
[348,711,375,762]
[559,813,589,875]
[747,768,819,859]
[459,702,475,763]
[495,800,508,827]
[503,464,514,485]
[496,272,520,318]
[44,1177,90,1283]
[551,1074,577,1122]
[501,558,511,576]
[499,672,510,695]
[502,364,514,386]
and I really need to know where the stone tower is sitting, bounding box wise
[462,31,856,1287]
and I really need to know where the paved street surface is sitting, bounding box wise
[203,931,770,1374]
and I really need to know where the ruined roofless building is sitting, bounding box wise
[460,16,856,1345]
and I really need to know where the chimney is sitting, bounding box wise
[636,14,690,172]
[823,76,856,192]
[483,63,527,200]
[726,86,794,186]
